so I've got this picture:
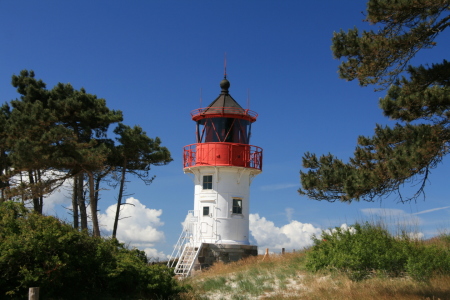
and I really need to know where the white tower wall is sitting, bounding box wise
[185,166,260,245]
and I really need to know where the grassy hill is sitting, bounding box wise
[179,226,450,300]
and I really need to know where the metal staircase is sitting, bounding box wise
[173,244,202,277]
[167,210,202,277]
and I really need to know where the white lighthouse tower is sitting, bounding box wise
[169,75,262,276]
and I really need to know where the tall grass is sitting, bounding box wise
[180,223,450,300]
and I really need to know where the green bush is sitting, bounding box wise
[306,222,450,281]
[405,244,450,281]
[0,201,184,299]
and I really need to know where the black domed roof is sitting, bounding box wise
[191,76,258,122]
[203,77,244,113]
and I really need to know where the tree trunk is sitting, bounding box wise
[87,171,100,237]
[72,175,79,229]
[0,170,4,202]
[0,149,10,203]
[36,170,43,214]
[19,172,24,204]
[94,174,101,204]
[28,170,42,214]
[77,172,88,230]
[112,163,127,239]
[0,153,7,203]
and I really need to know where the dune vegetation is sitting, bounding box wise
[180,223,450,300]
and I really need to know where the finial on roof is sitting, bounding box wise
[224,52,227,79]
[220,77,230,94]
[221,53,230,94]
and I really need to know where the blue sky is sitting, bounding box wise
[1,1,449,258]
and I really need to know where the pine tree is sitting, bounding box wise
[6,70,67,212]
[299,1,450,202]
[6,71,123,233]
[47,81,123,235]
[111,123,172,238]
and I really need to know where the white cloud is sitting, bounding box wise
[14,171,72,215]
[143,248,168,262]
[361,208,407,217]
[42,179,73,215]
[324,223,356,235]
[99,197,166,260]
[413,206,450,215]
[260,183,298,191]
[285,207,294,222]
[360,208,425,238]
[407,232,424,240]
[360,207,422,227]
[249,213,322,253]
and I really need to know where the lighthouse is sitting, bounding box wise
[168,75,263,276]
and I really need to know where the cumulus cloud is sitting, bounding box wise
[99,197,166,260]
[323,223,356,235]
[14,171,72,215]
[42,180,73,215]
[407,232,424,240]
[249,213,322,253]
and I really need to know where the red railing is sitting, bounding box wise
[183,143,263,171]
[190,107,258,120]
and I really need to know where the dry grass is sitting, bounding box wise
[180,251,450,300]
[265,274,450,300]
[192,252,304,279]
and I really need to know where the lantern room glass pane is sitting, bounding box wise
[199,118,250,144]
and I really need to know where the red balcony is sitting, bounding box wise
[183,143,263,171]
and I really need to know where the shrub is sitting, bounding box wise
[0,202,184,299]
[306,222,450,281]
[306,223,407,280]
[406,243,450,281]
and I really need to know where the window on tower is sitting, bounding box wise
[232,199,242,214]
[203,206,210,216]
[203,175,213,189]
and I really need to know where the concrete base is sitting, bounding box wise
[194,243,258,271]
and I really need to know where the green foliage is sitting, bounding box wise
[2,70,123,215]
[300,1,450,203]
[1,70,172,237]
[332,0,450,87]
[0,202,184,299]
[306,222,450,282]
[405,242,450,282]
[0,104,11,199]
[300,123,446,202]
[113,123,172,172]
[111,123,173,238]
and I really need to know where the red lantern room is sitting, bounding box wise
[183,77,263,170]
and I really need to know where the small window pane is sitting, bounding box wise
[203,175,213,189]
[232,199,242,214]
[203,207,210,216]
